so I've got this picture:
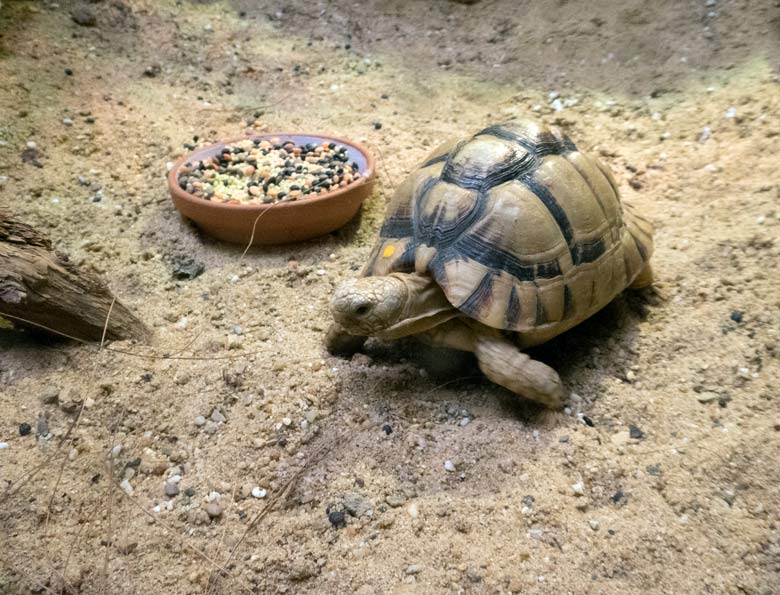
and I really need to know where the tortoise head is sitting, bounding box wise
[330,273,458,339]
[330,276,408,337]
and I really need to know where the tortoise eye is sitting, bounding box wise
[355,305,370,316]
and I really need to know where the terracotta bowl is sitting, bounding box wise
[168,134,376,245]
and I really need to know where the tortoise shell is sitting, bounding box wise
[364,120,653,334]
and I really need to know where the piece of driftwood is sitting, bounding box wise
[0,213,149,342]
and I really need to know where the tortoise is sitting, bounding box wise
[325,120,654,407]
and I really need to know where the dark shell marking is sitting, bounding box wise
[366,121,653,333]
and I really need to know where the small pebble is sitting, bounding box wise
[571,481,585,496]
[373,121,382,130]
[0,442,9,450]
[589,519,600,531]
[328,510,346,528]
[629,424,645,440]
[405,565,421,575]
[251,486,267,498]
[382,423,393,435]
[19,423,32,436]
[71,7,97,26]
[210,409,226,424]
[443,460,456,472]
[36,414,49,437]
[730,310,744,323]
[194,415,206,427]
[64,68,73,76]
[164,482,180,497]
[63,117,74,127]
[206,501,223,518]
[119,479,133,496]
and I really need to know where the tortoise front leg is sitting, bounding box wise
[324,322,367,357]
[629,263,654,289]
[474,335,565,408]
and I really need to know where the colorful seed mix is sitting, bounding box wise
[176,137,362,205]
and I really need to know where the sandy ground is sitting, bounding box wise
[1,1,780,593]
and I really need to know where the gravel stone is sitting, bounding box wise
[385,493,407,508]
[36,414,49,437]
[206,501,223,518]
[40,386,59,405]
[19,423,32,436]
[194,415,206,427]
[328,510,346,528]
[164,482,180,497]
[71,8,97,26]
[210,408,226,423]
[343,492,372,517]
[172,257,205,280]
[444,460,456,472]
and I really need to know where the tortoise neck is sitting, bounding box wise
[377,273,459,340]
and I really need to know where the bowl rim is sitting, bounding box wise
[167,133,377,213]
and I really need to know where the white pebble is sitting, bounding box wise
[571,481,585,496]
[0,442,9,449]
[589,519,600,530]
[282,417,292,426]
[251,486,267,498]
[165,161,174,171]
[407,502,419,518]
[168,474,182,484]
[550,98,564,112]
[0,175,7,186]
[63,117,74,126]
[26,141,37,150]
[725,107,737,119]
[111,444,122,458]
[174,316,188,329]
[330,84,339,91]
[443,460,456,472]
[529,529,543,538]
[119,479,133,495]
[756,215,765,224]
[459,417,471,427]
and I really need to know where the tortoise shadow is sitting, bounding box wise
[355,289,652,421]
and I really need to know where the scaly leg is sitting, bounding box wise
[629,263,654,289]
[474,335,565,408]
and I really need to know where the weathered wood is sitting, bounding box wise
[0,213,149,342]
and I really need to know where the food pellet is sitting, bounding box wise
[176,137,362,205]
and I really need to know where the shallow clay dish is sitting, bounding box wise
[168,134,375,245]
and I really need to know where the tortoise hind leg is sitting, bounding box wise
[629,263,654,289]
[474,336,565,408]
